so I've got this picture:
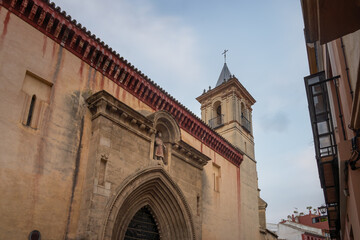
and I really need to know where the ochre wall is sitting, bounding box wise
[197,73,260,240]
[240,156,260,240]
[181,129,244,239]
[0,7,254,240]
[201,150,241,239]
[342,29,360,95]
[0,8,94,239]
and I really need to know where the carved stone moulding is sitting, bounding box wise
[102,167,196,240]
[172,141,211,170]
[86,90,155,136]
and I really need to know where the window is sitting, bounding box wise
[304,71,336,158]
[213,162,221,192]
[29,230,41,240]
[312,217,319,223]
[197,194,200,216]
[240,102,245,121]
[26,95,36,126]
[215,105,222,125]
[216,105,221,118]
[209,101,223,128]
[98,157,107,186]
[241,102,251,132]
[21,71,52,129]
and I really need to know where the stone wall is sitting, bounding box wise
[0,4,258,240]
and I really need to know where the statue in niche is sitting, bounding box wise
[154,132,166,163]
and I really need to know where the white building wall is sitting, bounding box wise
[277,224,303,240]
[273,221,324,240]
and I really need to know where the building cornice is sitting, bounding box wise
[1,0,243,166]
[196,77,256,106]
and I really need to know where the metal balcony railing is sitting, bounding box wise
[209,115,224,129]
[241,115,251,132]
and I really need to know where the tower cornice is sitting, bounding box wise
[197,77,256,105]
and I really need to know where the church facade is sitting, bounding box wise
[0,0,264,239]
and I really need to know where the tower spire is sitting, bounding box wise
[216,50,232,87]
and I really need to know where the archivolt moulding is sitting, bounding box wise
[148,110,181,144]
[101,167,196,240]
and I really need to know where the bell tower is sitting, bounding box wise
[196,62,255,159]
[196,60,261,240]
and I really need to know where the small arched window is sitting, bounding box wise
[240,102,245,118]
[26,95,36,126]
[240,102,251,132]
[212,101,222,127]
[29,230,41,240]
[216,105,221,118]
[213,101,221,117]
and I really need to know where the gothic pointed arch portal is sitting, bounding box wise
[124,206,160,240]
[102,167,196,240]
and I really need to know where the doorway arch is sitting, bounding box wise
[101,167,196,240]
[124,205,160,240]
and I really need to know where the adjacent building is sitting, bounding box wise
[259,198,279,240]
[268,209,330,240]
[301,0,360,239]
[0,0,267,239]
[276,221,326,240]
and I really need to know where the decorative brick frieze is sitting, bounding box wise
[1,0,243,166]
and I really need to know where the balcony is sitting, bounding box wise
[304,72,338,162]
[241,114,251,133]
[304,71,339,237]
[209,115,224,129]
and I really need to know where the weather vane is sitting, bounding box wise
[222,49,228,63]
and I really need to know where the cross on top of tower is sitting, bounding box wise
[216,50,232,87]
[222,49,228,63]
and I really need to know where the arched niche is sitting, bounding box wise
[149,111,181,143]
[101,167,196,240]
[148,111,181,164]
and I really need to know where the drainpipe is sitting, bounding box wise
[333,77,347,141]
[340,38,354,99]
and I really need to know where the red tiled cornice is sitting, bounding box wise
[1,0,243,166]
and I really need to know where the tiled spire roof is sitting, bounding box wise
[216,63,232,87]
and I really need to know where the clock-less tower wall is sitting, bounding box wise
[197,63,261,240]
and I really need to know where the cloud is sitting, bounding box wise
[259,146,324,223]
[258,111,290,133]
[54,0,202,85]
[52,0,204,115]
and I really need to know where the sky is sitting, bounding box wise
[51,0,325,223]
